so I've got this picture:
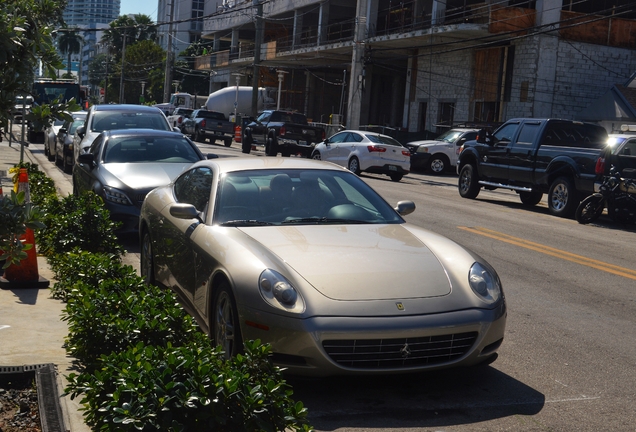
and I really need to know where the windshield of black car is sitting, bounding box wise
[102,136,201,163]
[91,111,171,133]
[214,169,404,226]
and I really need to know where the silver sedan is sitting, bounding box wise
[139,158,506,376]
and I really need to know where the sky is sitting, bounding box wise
[120,0,158,21]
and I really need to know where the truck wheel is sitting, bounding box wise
[519,189,543,206]
[548,176,577,218]
[390,173,403,182]
[458,164,480,199]
[281,150,291,157]
[242,135,252,154]
[194,129,205,142]
[311,151,321,160]
[265,135,278,156]
[224,137,232,147]
[427,155,447,175]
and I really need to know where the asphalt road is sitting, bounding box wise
[25,132,636,431]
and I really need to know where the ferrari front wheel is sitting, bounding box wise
[212,281,243,359]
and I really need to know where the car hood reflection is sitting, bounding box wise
[104,163,192,189]
[241,224,451,301]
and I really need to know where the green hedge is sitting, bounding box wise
[66,341,310,432]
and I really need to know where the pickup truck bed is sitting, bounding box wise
[242,110,324,157]
[182,109,235,147]
[457,118,608,217]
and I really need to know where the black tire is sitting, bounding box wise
[427,155,447,175]
[194,129,205,142]
[62,153,72,174]
[140,228,155,285]
[548,176,577,218]
[348,157,361,175]
[224,137,232,147]
[519,189,543,206]
[390,173,403,182]
[212,281,243,359]
[458,164,480,199]
[281,149,291,157]
[311,151,321,160]
[241,134,252,154]
[265,134,278,156]
[575,194,605,224]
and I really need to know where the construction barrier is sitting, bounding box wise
[0,168,49,288]
[234,124,242,143]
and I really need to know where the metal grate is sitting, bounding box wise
[0,364,50,374]
[322,332,478,369]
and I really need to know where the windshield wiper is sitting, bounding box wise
[219,220,274,227]
[281,217,368,225]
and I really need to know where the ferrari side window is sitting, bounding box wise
[174,167,213,211]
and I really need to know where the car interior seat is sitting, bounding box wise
[260,174,293,217]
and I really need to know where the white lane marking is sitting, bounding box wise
[0,325,11,331]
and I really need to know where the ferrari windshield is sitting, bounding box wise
[215,169,404,226]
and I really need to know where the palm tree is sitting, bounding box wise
[57,27,83,77]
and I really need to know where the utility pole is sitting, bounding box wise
[346,0,368,130]
[163,0,176,103]
[119,34,127,104]
[251,0,263,117]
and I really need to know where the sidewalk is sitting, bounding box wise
[1,134,91,432]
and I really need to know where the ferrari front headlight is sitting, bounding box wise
[469,262,502,304]
[259,269,305,313]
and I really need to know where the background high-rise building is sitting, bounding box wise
[63,0,121,27]
[62,0,121,94]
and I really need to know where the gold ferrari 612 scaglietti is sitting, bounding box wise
[139,157,506,376]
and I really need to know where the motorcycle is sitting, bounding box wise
[576,167,636,224]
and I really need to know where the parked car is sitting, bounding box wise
[73,129,209,233]
[604,126,636,175]
[73,104,173,165]
[311,130,411,182]
[242,110,325,157]
[139,158,506,376]
[457,118,608,217]
[166,107,193,131]
[405,128,478,174]
[181,109,235,147]
[55,112,87,173]
[43,117,66,161]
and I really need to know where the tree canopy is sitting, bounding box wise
[0,0,67,127]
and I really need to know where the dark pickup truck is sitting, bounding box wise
[241,110,325,157]
[182,109,235,147]
[456,118,609,217]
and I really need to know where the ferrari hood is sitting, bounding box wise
[242,224,451,301]
[103,163,191,189]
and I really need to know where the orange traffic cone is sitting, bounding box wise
[0,169,49,289]
[234,124,242,143]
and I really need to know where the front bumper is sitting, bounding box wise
[240,302,506,376]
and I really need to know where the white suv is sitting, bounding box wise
[405,128,478,175]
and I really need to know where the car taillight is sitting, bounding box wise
[279,126,286,136]
[321,130,325,140]
[367,145,387,153]
[402,150,410,157]
[177,117,183,124]
[201,119,206,128]
[595,156,605,175]
[457,145,464,155]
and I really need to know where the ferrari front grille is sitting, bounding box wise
[322,332,478,369]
